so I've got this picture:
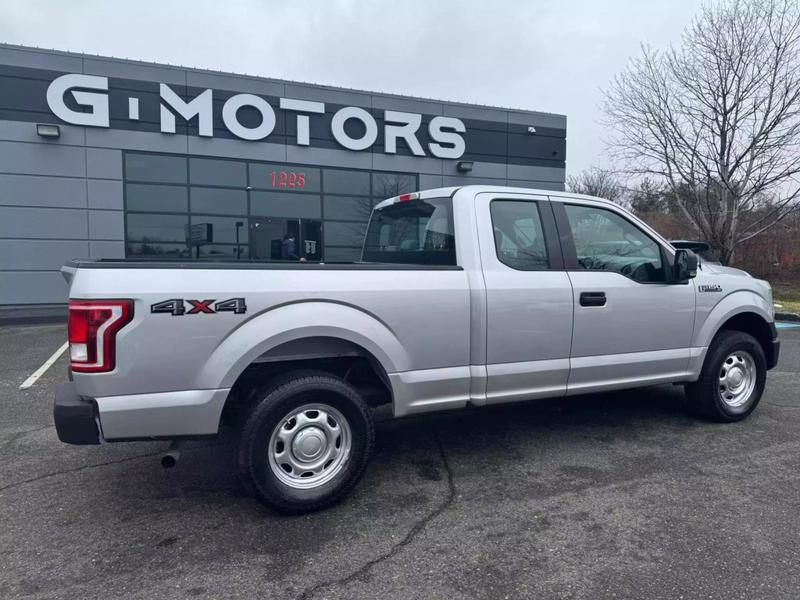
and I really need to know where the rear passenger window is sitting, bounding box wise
[490,201,549,270]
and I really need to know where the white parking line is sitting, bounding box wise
[19,341,69,390]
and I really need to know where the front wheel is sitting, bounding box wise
[685,330,766,422]
[238,371,374,513]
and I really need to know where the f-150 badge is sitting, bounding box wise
[698,284,722,293]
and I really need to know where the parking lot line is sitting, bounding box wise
[19,341,68,390]
[776,322,800,329]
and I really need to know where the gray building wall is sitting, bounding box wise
[0,43,566,315]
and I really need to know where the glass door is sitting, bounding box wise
[301,220,322,261]
[249,217,322,261]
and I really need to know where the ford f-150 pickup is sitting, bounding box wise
[54,186,780,513]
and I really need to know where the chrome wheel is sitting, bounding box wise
[268,403,352,489]
[718,351,757,408]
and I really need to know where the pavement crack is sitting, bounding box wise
[0,441,230,494]
[296,428,457,600]
[0,425,52,449]
[0,450,166,493]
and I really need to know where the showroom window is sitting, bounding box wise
[123,152,417,262]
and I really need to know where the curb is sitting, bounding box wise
[776,312,800,322]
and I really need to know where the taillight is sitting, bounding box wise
[68,300,133,373]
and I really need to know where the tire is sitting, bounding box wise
[685,330,766,422]
[238,370,374,514]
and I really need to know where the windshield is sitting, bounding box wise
[361,197,456,265]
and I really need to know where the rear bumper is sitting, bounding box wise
[54,383,230,442]
[95,388,230,440]
[53,382,100,445]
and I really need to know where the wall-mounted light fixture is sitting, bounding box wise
[36,123,60,139]
[527,126,537,134]
[456,161,474,173]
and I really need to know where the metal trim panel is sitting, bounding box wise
[568,348,693,394]
[0,173,87,209]
[390,366,471,417]
[96,388,229,439]
[0,140,86,177]
[485,358,570,404]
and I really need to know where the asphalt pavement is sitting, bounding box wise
[1,323,799,599]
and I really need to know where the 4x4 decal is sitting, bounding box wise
[150,298,247,316]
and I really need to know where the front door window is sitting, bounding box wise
[564,204,665,283]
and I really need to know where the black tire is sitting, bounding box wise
[685,330,766,422]
[238,370,374,514]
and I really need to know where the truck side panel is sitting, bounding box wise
[69,267,472,436]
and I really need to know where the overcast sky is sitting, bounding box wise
[0,0,705,176]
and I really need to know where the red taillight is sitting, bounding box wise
[68,300,133,373]
[397,193,418,202]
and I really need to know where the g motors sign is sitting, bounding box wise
[46,73,467,159]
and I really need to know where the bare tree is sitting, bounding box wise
[628,177,671,214]
[566,168,624,204]
[603,0,800,264]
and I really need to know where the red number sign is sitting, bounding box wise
[269,171,306,189]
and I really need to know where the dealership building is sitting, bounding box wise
[0,43,567,318]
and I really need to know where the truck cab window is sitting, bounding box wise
[362,197,456,265]
[564,204,665,283]
[490,200,549,270]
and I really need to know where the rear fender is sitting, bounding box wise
[195,301,408,390]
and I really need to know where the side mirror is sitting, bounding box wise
[673,249,698,283]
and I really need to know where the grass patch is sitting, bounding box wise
[773,284,800,314]
[775,299,800,314]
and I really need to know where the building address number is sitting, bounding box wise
[269,170,306,189]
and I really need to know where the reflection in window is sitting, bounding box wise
[191,216,248,244]
[126,184,188,213]
[189,158,246,187]
[126,242,189,258]
[324,221,367,247]
[126,213,188,242]
[372,172,416,199]
[250,192,322,219]
[490,201,549,270]
[249,218,321,261]
[198,244,249,260]
[323,196,374,222]
[324,247,362,262]
[125,154,186,184]
[190,188,247,215]
[323,169,370,196]
[564,204,664,283]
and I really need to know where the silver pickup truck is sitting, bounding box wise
[54,186,780,513]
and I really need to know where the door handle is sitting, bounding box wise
[580,291,606,307]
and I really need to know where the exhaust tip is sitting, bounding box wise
[161,451,179,469]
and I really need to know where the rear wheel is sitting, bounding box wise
[238,371,374,513]
[685,330,766,422]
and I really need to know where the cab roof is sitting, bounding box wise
[374,185,615,210]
